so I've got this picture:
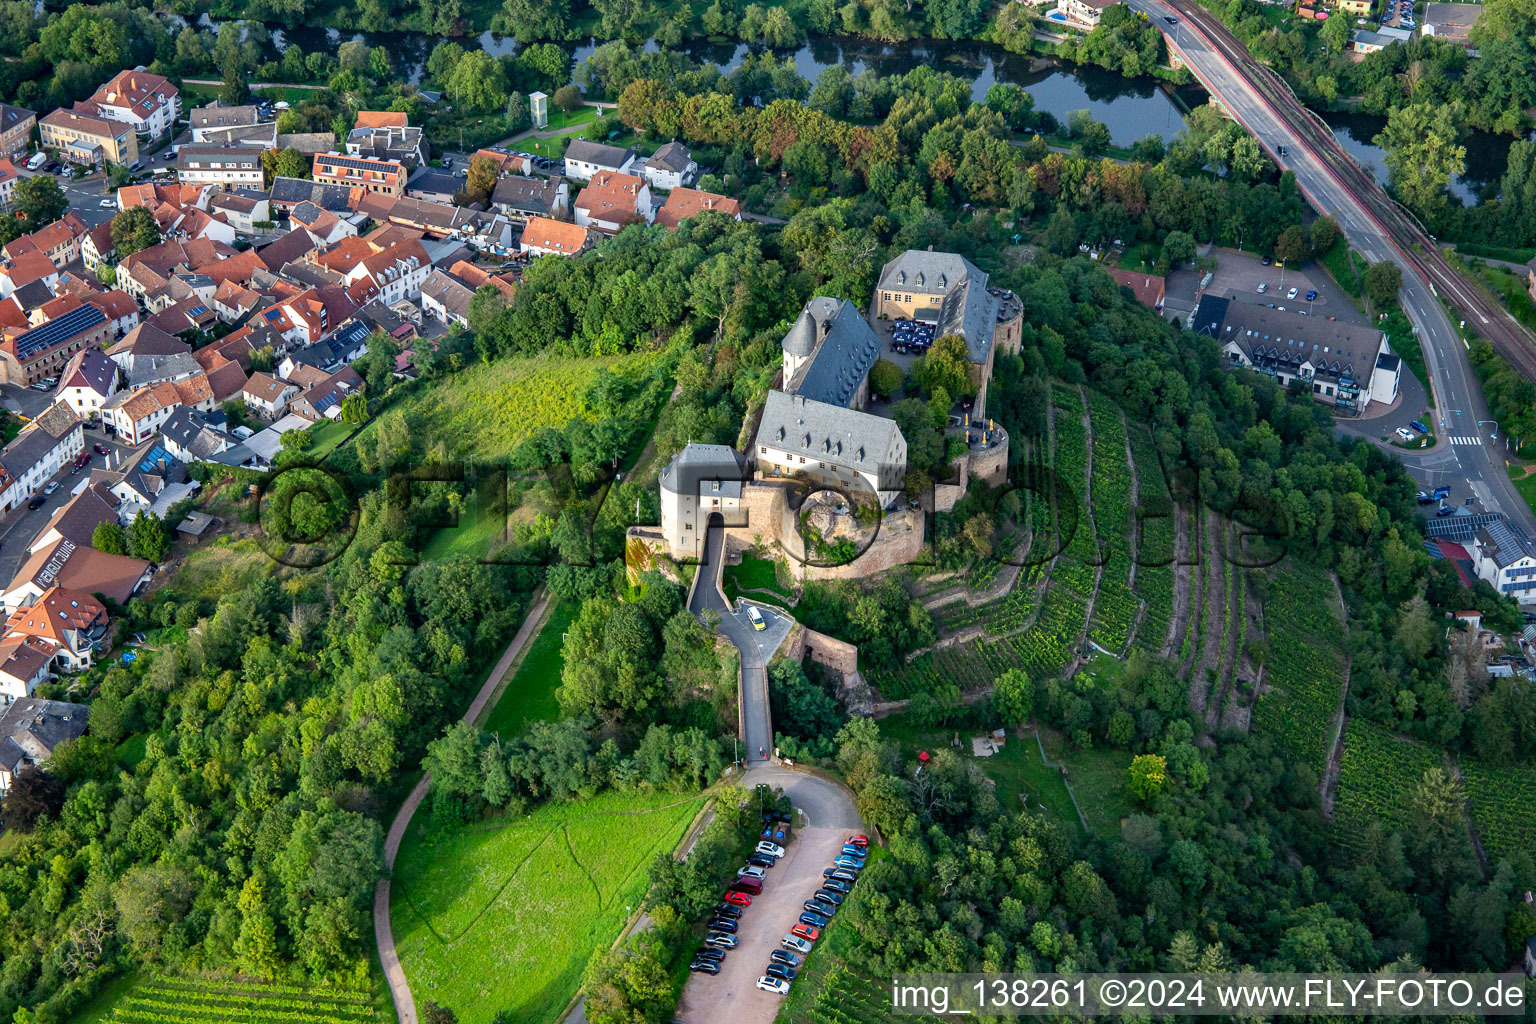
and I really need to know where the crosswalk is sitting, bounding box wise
[1448,435,1483,446]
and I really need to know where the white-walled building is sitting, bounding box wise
[89,70,180,142]
[658,444,747,561]
[642,141,699,191]
[57,348,120,419]
[573,171,653,235]
[0,404,83,514]
[754,390,908,509]
[1471,521,1536,600]
[562,139,640,182]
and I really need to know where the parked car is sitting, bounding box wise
[731,879,762,895]
[766,963,798,982]
[707,917,739,933]
[690,959,721,975]
[833,855,864,870]
[1306,290,1318,301]
[824,868,857,883]
[737,865,766,880]
[1433,486,1451,499]
[1437,504,1458,517]
[839,844,865,857]
[706,932,738,949]
[770,950,801,967]
[1257,282,1268,293]
[822,878,852,894]
[695,947,725,962]
[746,605,766,631]
[756,841,785,858]
[42,481,57,496]
[804,898,835,915]
[1287,287,1299,300]
[93,442,110,454]
[713,903,742,918]
[27,495,45,510]
[756,977,791,995]
[781,934,813,954]
[814,889,844,906]
[1261,256,1272,266]
[846,834,869,848]
[1396,427,1415,441]
[799,911,829,928]
[747,853,775,869]
[1416,491,1435,505]
[1410,420,1428,433]
[791,923,821,942]
[723,891,751,907]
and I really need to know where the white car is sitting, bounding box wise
[1287,287,1298,299]
[756,977,791,995]
[1257,282,1268,293]
[99,198,115,208]
[782,934,813,954]
[737,865,766,880]
[43,481,58,496]
[756,841,785,859]
[1395,427,1415,441]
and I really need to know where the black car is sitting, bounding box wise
[770,950,800,967]
[689,959,721,974]
[695,948,726,962]
[707,918,738,933]
[814,888,844,906]
[705,932,738,948]
[713,904,743,918]
[766,963,798,981]
[747,853,775,869]
[805,898,837,916]
[799,911,829,928]
[27,495,45,510]
[822,878,851,894]
[1165,15,1178,23]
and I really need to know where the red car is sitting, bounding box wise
[74,453,90,467]
[846,834,868,848]
[92,443,110,455]
[723,891,752,907]
[791,923,821,942]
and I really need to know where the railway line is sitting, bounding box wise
[1166,0,1536,381]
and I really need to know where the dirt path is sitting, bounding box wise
[374,587,551,1024]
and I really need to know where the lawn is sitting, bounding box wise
[360,351,667,463]
[391,789,705,1024]
[1036,726,1134,837]
[1508,465,1536,518]
[480,599,576,737]
[309,418,354,458]
[157,535,276,604]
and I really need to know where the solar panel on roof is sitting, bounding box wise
[14,305,105,362]
[188,305,207,316]
[264,309,282,322]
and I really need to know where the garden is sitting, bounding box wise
[391,789,704,1024]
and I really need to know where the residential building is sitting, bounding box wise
[1106,268,1166,311]
[4,588,109,672]
[354,111,408,130]
[1336,0,1372,12]
[29,484,119,553]
[472,149,535,176]
[781,297,883,410]
[1193,294,1401,413]
[1351,28,1398,51]
[4,212,90,268]
[1423,1,1481,43]
[312,153,407,197]
[242,372,299,419]
[0,698,88,789]
[159,406,233,463]
[95,443,195,523]
[0,637,57,706]
[57,348,120,419]
[80,224,115,273]
[177,146,264,189]
[642,141,699,191]
[277,320,371,377]
[251,290,336,348]
[346,123,427,168]
[89,70,180,141]
[659,444,748,560]
[755,390,908,509]
[1060,0,1116,25]
[490,175,569,223]
[39,107,138,168]
[419,268,475,327]
[1471,520,1536,598]
[269,176,358,213]
[519,217,594,258]
[406,171,460,204]
[1526,256,1536,304]
[189,101,264,140]
[208,192,270,233]
[0,159,15,209]
[562,139,640,182]
[1,538,150,613]
[102,377,213,444]
[0,104,33,163]
[874,249,1023,417]
[573,171,653,234]
[345,239,432,305]
[289,366,361,421]
[107,323,191,375]
[0,252,57,300]
[0,403,83,513]
[0,304,112,386]
[654,188,740,231]
[84,290,139,337]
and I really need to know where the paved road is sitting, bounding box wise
[0,423,137,581]
[1145,2,1536,539]
[374,587,551,1024]
[688,516,789,763]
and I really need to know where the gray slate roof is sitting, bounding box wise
[782,297,882,408]
[659,444,747,498]
[0,697,89,777]
[564,139,636,169]
[646,141,693,173]
[160,407,231,461]
[756,390,905,491]
[876,250,999,364]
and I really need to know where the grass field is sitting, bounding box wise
[392,789,704,1024]
[77,973,381,1024]
[1508,465,1536,517]
[481,599,575,737]
[159,535,276,603]
[361,351,666,462]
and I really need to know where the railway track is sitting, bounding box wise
[1167,2,1536,381]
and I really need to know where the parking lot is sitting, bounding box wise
[672,825,851,1024]
[1198,246,1364,324]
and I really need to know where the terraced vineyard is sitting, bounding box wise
[97,975,378,1024]
[1251,565,1347,772]
[1129,425,1176,654]
[1085,391,1138,653]
[1333,720,1443,849]
[1461,757,1536,864]
[796,965,949,1024]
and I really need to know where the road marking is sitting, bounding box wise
[1449,435,1482,446]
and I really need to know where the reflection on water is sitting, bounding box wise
[1326,110,1512,206]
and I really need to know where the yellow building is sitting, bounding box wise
[40,107,138,168]
[0,105,34,163]
[1337,0,1373,16]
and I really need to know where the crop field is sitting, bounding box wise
[1333,720,1443,848]
[1461,757,1536,865]
[1128,425,1176,652]
[91,974,379,1024]
[1050,386,1098,567]
[364,350,667,461]
[392,789,703,1024]
[1250,564,1346,771]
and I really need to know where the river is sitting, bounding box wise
[226,18,1512,182]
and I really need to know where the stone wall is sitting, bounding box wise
[786,507,927,581]
[783,622,860,677]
